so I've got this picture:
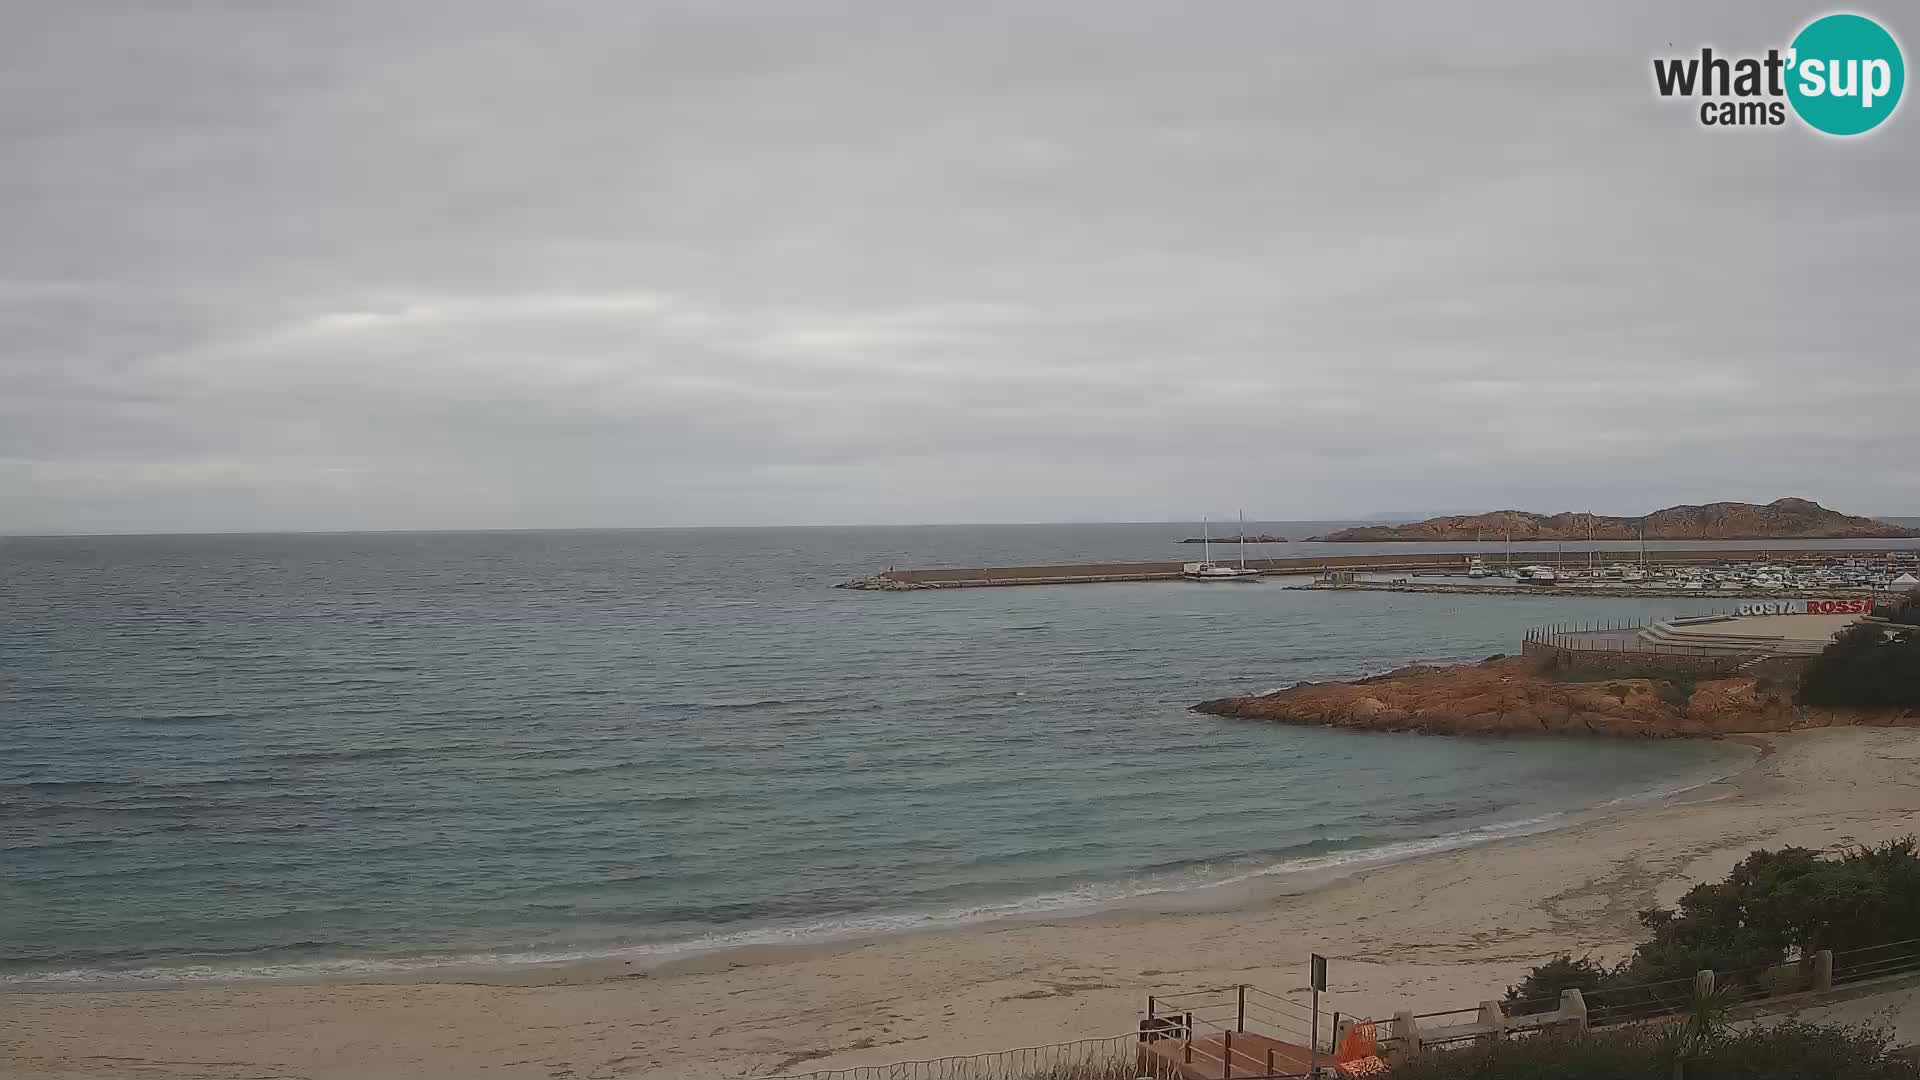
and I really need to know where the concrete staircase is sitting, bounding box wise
[1637,621,1830,656]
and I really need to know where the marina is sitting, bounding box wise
[841,547,1920,595]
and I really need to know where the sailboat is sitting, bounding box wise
[1184,513,1263,581]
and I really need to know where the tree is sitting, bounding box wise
[1507,838,1920,1004]
[1796,623,1920,709]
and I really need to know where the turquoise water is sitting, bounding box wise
[0,525,1779,984]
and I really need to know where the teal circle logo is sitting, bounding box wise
[1787,13,1905,135]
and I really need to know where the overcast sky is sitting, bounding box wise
[2,2,1914,533]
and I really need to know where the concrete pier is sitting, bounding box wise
[840,547,1904,590]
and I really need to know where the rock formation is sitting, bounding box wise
[1192,656,1915,738]
[1313,498,1920,542]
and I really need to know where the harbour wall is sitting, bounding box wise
[858,547,1901,590]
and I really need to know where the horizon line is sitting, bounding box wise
[6,512,1919,542]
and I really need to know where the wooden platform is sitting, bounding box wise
[1139,1030,1317,1078]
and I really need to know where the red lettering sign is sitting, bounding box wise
[1810,598,1869,615]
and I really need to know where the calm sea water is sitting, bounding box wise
[9,523,1907,985]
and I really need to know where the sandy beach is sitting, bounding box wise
[7,728,1920,1080]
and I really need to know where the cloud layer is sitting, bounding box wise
[3,2,1915,531]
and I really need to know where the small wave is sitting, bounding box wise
[258,746,418,766]
[125,711,241,725]
[1598,761,1747,808]
[661,694,851,711]
[3,779,120,793]
[0,811,1578,988]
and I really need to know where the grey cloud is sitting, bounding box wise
[1,1,1915,532]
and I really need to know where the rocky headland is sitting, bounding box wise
[1192,655,1916,738]
[1311,498,1920,542]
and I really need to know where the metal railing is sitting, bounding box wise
[1582,975,1701,1027]
[762,1032,1164,1080]
[1141,983,1336,1078]
[1833,937,1920,985]
[764,941,1920,1080]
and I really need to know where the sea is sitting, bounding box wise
[4,522,1915,986]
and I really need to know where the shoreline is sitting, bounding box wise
[0,737,1751,995]
[15,729,1920,1079]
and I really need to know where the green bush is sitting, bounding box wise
[1384,1020,1920,1080]
[1687,1020,1919,1080]
[1387,1025,1666,1080]
[1506,838,1920,1002]
[1796,623,1920,709]
[1504,954,1611,1015]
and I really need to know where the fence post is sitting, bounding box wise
[1477,1000,1508,1041]
[1560,988,1587,1032]
[1223,1029,1233,1078]
[1392,1009,1422,1059]
[1237,983,1246,1032]
[1814,950,1834,992]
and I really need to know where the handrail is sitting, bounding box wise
[764,1030,1147,1080]
[1412,1005,1483,1020]
[1832,936,1920,957]
[1243,985,1317,1016]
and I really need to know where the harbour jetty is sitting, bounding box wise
[1299,580,1878,599]
[839,546,1915,590]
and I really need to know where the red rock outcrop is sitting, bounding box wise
[1192,656,1916,737]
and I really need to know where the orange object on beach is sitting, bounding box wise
[1334,1021,1389,1078]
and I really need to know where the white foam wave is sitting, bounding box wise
[1,809,1588,989]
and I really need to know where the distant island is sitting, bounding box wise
[1180,534,1287,544]
[1307,498,1920,542]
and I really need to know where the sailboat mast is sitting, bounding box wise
[1239,510,1247,570]
[1202,516,1209,565]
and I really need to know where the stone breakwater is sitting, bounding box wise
[1192,655,1916,738]
[1297,582,1881,599]
[838,575,928,591]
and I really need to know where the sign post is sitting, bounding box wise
[1310,953,1328,1077]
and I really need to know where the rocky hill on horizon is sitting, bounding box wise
[1312,498,1920,542]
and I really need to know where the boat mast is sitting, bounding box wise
[1239,510,1247,571]
[1203,516,1210,565]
